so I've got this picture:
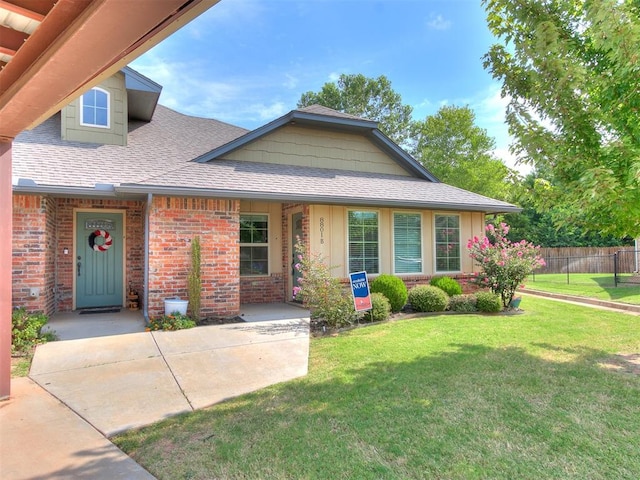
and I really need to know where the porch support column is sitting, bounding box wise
[0,141,13,400]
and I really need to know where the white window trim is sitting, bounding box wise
[346,209,380,275]
[80,87,111,129]
[392,211,424,275]
[240,212,270,277]
[433,213,462,274]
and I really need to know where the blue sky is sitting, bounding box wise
[132,0,522,171]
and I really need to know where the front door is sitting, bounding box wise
[290,212,304,301]
[75,211,124,308]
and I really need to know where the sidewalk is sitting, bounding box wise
[0,378,155,479]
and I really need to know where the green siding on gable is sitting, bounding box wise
[61,72,128,146]
[223,125,411,176]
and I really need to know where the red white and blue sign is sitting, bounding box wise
[349,271,372,311]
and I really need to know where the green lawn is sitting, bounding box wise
[114,298,640,480]
[525,273,640,305]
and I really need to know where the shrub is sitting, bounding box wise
[430,276,462,296]
[188,236,202,321]
[363,292,391,323]
[468,223,546,307]
[408,285,449,312]
[12,307,52,355]
[148,312,196,331]
[369,274,408,313]
[449,294,478,313]
[475,291,502,313]
[294,239,360,328]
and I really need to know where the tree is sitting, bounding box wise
[411,105,515,200]
[482,0,640,238]
[297,74,413,146]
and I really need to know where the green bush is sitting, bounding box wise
[369,274,408,313]
[363,292,391,323]
[449,294,478,313]
[475,291,503,313]
[148,312,196,331]
[408,285,449,312]
[294,240,360,328]
[12,307,51,355]
[430,276,462,296]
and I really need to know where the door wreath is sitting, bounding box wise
[88,229,113,252]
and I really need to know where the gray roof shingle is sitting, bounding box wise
[13,103,520,213]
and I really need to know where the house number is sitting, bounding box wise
[85,219,115,230]
[319,217,325,244]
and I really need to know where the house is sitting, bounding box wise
[11,68,520,321]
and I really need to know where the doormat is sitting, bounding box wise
[79,308,121,315]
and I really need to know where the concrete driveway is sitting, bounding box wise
[29,311,310,437]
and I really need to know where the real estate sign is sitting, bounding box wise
[349,271,372,311]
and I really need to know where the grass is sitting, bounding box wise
[113,297,640,480]
[525,273,640,305]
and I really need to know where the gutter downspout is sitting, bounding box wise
[143,193,152,324]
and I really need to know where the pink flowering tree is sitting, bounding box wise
[467,223,546,308]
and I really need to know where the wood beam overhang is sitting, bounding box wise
[0,0,220,141]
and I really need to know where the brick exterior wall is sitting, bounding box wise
[12,195,56,315]
[12,195,145,315]
[147,196,240,319]
[240,273,285,304]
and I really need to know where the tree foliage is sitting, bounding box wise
[483,0,640,238]
[297,73,414,146]
[411,105,515,200]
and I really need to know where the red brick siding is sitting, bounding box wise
[54,199,145,312]
[240,273,285,304]
[12,195,55,315]
[12,196,145,315]
[148,197,240,319]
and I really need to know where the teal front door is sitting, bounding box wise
[75,211,124,309]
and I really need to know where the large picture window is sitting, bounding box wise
[240,214,269,276]
[80,87,110,128]
[394,212,422,273]
[435,214,461,272]
[348,210,379,273]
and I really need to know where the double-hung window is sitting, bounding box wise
[393,212,422,273]
[80,87,110,128]
[240,214,269,276]
[434,214,461,272]
[348,210,379,273]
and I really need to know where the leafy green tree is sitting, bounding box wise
[483,0,640,238]
[411,105,515,200]
[298,74,413,146]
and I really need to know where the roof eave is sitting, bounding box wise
[116,184,522,213]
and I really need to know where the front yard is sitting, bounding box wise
[113,297,640,479]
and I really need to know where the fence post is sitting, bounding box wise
[566,257,570,284]
[614,252,618,287]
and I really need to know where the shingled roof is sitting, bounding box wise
[12,102,520,213]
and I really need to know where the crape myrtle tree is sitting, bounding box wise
[482,0,640,238]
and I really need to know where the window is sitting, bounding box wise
[80,87,110,128]
[348,210,379,273]
[394,213,422,273]
[240,214,269,276]
[435,214,461,272]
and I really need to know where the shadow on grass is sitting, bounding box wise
[116,341,640,480]
[592,275,640,301]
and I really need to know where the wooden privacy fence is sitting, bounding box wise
[537,247,639,274]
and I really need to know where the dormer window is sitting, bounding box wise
[80,87,110,128]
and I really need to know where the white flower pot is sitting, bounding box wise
[164,298,188,316]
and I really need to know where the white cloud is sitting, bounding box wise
[426,13,452,31]
[328,72,340,82]
[283,73,299,89]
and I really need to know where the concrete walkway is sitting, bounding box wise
[1,304,310,479]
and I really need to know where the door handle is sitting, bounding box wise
[77,256,81,277]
